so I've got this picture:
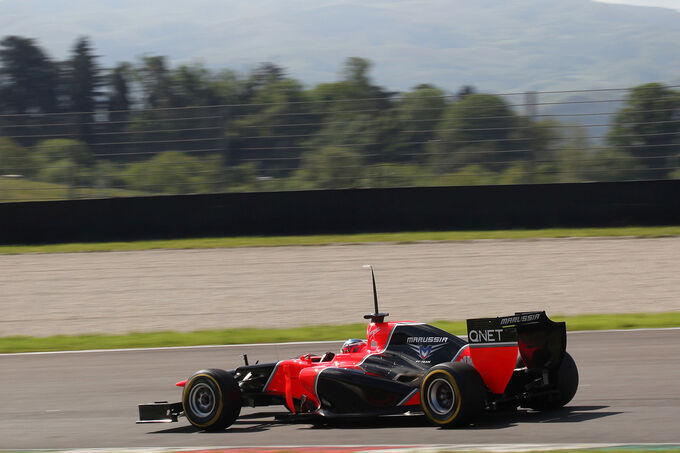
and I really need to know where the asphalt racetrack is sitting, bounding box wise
[1,329,679,449]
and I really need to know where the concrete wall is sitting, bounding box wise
[1,180,678,244]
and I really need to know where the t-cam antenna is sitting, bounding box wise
[363,265,389,323]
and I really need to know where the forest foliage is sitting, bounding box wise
[1,36,679,199]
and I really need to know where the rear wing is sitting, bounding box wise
[467,311,566,371]
[503,311,566,371]
[464,311,566,394]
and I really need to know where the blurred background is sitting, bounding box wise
[1,0,679,202]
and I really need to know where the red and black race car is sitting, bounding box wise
[137,267,578,430]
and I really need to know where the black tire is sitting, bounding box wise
[420,362,486,427]
[529,352,579,411]
[182,368,242,431]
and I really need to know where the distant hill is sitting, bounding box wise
[1,0,679,92]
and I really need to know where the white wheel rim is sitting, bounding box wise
[188,382,216,418]
[427,377,455,415]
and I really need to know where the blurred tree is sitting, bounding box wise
[91,160,127,191]
[94,62,133,161]
[107,63,131,112]
[0,137,34,176]
[305,58,395,164]
[135,56,174,109]
[290,146,364,189]
[0,36,58,114]
[586,147,643,181]
[496,162,533,184]
[242,63,287,101]
[230,78,316,176]
[224,162,260,191]
[68,37,100,112]
[364,162,435,188]
[342,57,371,87]
[33,139,93,191]
[169,64,222,107]
[508,118,564,182]
[213,69,247,104]
[319,57,392,109]
[66,37,102,143]
[553,125,592,183]
[456,85,476,99]
[377,84,448,164]
[430,93,519,171]
[124,58,215,161]
[34,138,92,168]
[303,112,378,162]
[36,158,79,185]
[251,63,286,85]
[434,164,496,186]
[608,83,680,178]
[122,151,222,194]
[105,62,132,134]
[518,119,562,159]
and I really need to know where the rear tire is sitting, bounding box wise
[529,352,579,411]
[420,362,486,427]
[182,368,241,431]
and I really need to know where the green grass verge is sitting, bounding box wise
[162,448,680,453]
[1,312,677,354]
[3,226,680,254]
[0,176,144,201]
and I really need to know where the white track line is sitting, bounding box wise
[1,327,678,357]
[5,443,680,453]
[0,340,344,356]
[569,326,680,334]
[365,444,680,453]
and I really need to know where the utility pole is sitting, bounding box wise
[525,91,538,122]
[220,106,230,192]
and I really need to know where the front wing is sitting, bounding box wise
[137,401,183,423]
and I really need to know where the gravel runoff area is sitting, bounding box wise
[2,237,680,337]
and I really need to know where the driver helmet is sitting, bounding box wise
[341,338,367,354]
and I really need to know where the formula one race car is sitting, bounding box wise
[137,266,578,430]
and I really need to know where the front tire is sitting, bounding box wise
[420,362,486,427]
[182,369,241,431]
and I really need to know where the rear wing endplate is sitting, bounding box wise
[467,311,566,371]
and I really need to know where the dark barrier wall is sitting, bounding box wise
[1,180,679,244]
